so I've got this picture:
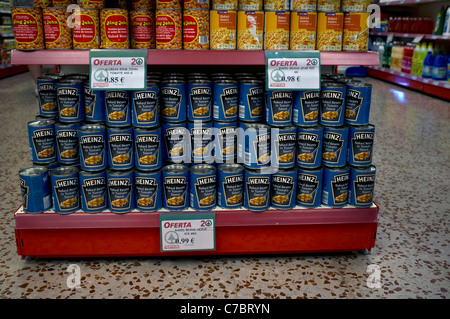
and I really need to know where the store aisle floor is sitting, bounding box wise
[0,73,449,299]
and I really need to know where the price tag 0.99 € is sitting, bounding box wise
[266,51,321,91]
[89,50,147,90]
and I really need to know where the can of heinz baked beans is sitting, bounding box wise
[162,121,189,163]
[135,168,163,212]
[271,167,297,210]
[348,164,376,207]
[79,169,108,213]
[187,78,213,121]
[161,78,187,123]
[55,122,81,165]
[344,81,372,125]
[105,90,132,127]
[131,82,160,128]
[320,82,347,127]
[107,168,135,213]
[83,81,106,123]
[244,167,271,211]
[322,125,348,168]
[162,163,190,210]
[347,124,375,167]
[266,90,294,126]
[28,119,57,164]
[238,79,264,122]
[37,75,61,118]
[296,124,323,168]
[217,163,244,208]
[190,164,217,210]
[56,79,85,123]
[322,165,349,207]
[78,123,108,171]
[271,125,297,169]
[107,126,134,170]
[188,120,214,163]
[50,166,80,214]
[134,126,163,171]
[296,166,323,208]
[293,90,320,126]
[213,79,239,122]
[214,120,238,164]
[19,166,52,214]
[238,122,271,169]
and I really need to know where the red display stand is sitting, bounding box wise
[14,204,378,259]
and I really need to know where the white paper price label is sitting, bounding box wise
[89,50,146,90]
[266,51,321,90]
[160,213,215,252]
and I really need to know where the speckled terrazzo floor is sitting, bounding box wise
[0,73,449,299]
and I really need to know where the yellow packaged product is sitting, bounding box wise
[210,10,237,50]
[239,0,263,10]
[290,0,316,11]
[342,12,369,52]
[316,11,343,51]
[212,0,238,9]
[317,0,340,12]
[264,10,290,50]
[290,11,317,50]
[237,10,264,50]
[264,0,290,10]
[341,0,370,12]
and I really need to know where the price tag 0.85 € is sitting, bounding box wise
[89,49,147,90]
[266,51,321,91]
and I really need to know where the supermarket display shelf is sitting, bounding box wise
[366,65,450,100]
[370,31,450,41]
[0,65,28,79]
[14,204,378,259]
[11,49,380,66]
[377,0,447,6]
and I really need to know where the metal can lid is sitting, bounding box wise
[240,122,270,130]
[190,164,216,175]
[245,167,274,175]
[28,119,55,127]
[19,166,48,177]
[162,78,185,85]
[188,78,211,84]
[214,79,237,85]
[163,164,190,174]
[274,167,297,174]
[322,82,346,89]
[56,79,83,85]
[270,124,297,131]
[349,123,375,130]
[323,164,350,172]
[107,168,134,176]
[55,122,81,129]
[51,166,79,177]
[350,164,376,173]
[296,124,323,131]
[218,163,244,174]
[134,126,161,134]
[297,165,324,173]
[135,168,162,175]
[78,123,106,132]
[79,169,106,177]
[348,80,372,88]
[239,78,262,84]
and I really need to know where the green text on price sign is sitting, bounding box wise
[89,49,147,90]
[266,51,321,91]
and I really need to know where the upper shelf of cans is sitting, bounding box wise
[10,0,380,66]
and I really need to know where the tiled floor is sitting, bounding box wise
[0,73,449,299]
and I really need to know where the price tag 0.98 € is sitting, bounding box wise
[266,51,321,91]
[89,50,147,90]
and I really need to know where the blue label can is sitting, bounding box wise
[238,122,271,169]
[244,168,272,212]
[134,126,163,171]
[55,122,81,165]
[188,120,214,164]
[190,164,217,211]
[217,163,244,209]
[107,169,135,214]
[78,124,108,171]
[28,119,57,164]
[296,166,323,208]
[320,82,346,126]
[131,82,160,128]
[293,90,320,126]
[105,90,131,127]
[83,82,105,123]
[322,125,349,168]
[296,124,323,168]
[19,166,52,213]
[161,79,187,123]
[322,165,350,207]
[266,90,294,126]
[271,168,297,210]
[56,79,84,123]
[238,79,264,122]
[213,79,239,122]
[349,165,376,207]
[348,124,375,166]
[187,78,212,121]
[107,126,134,170]
[162,121,189,164]
[79,169,108,213]
[135,169,162,212]
[37,75,61,118]
[345,81,372,125]
[50,166,80,214]
[214,120,238,164]
[271,125,297,169]
[162,164,190,211]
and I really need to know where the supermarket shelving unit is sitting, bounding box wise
[369,0,450,99]
[12,49,380,259]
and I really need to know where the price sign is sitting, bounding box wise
[266,51,321,91]
[160,213,215,252]
[89,49,146,90]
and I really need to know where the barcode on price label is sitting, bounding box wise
[199,36,208,44]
